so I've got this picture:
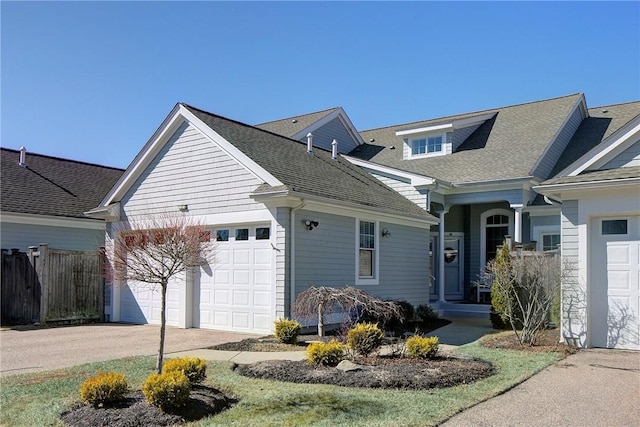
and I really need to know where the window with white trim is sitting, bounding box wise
[358,220,377,281]
[411,135,443,156]
[541,233,560,251]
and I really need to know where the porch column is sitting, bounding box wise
[511,203,523,243]
[437,208,449,303]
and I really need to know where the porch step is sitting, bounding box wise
[431,302,490,319]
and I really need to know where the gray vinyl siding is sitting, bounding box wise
[275,207,290,318]
[532,103,584,179]
[559,200,585,345]
[368,171,429,210]
[378,223,430,305]
[452,123,483,152]
[600,140,640,169]
[560,200,579,259]
[121,121,265,217]
[530,214,561,229]
[302,117,359,154]
[445,189,525,206]
[0,221,105,252]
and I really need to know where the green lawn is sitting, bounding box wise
[0,343,562,427]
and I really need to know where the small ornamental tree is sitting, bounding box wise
[108,213,213,373]
[292,286,402,336]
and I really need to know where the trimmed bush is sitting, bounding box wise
[79,371,128,407]
[416,304,439,321]
[346,323,384,356]
[307,339,345,366]
[142,371,191,412]
[406,336,439,359]
[274,318,302,344]
[163,357,207,384]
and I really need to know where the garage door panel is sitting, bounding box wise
[232,312,250,329]
[234,249,250,264]
[608,271,630,290]
[214,311,229,327]
[607,244,631,264]
[233,290,249,305]
[254,290,271,307]
[254,248,271,264]
[253,314,272,331]
[255,270,271,285]
[214,270,229,285]
[234,270,250,285]
[214,289,229,304]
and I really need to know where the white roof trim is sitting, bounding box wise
[291,107,366,146]
[100,104,283,207]
[395,112,495,137]
[534,176,640,194]
[343,155,437,187]
[558,116,640,177]
[2,212,106,230]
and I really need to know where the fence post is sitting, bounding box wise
[38,243,49,324]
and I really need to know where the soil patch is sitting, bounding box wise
[235,356,495,390]
[60,385,236,427]
[481,328,579,356]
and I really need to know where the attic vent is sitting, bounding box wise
[306,132,313,155]
[292,119,298,123]
[332,139,338,160]
[369,138,375,142]
[602,109,609,113]
[19,146,26,168]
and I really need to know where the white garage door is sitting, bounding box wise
[120,280,181,326]
[591,216,640,350]
[194,225,274,334]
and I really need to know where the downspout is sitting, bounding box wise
[290,200,305,316]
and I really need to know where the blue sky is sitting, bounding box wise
[2,1,638,169]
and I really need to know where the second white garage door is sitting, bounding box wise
[194,224,274,334]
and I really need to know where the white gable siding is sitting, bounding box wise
[0,222,105,252]
[452,123,483,152]
[302,117,359,154]
[599,140,640,169]
[368,171,429,210]
[121,121,265,217]
[532,104,584,179]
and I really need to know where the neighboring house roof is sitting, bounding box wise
[542,165,640,186]
[351,93,584,184]
[184,105,435,221]
[1,148,124,219]
[256,107,340,136]
[550,101,640,176]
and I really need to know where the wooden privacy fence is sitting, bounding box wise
[1,244,104,325]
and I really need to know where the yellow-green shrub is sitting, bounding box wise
[79,371,128,407]
[163,357,207,384]
[406,335,439,359]
[306,339,345,366]
[142,371,191,411]
[346,323,384,356]
[274,318,302,344]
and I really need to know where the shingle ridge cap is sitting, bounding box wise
[181,103,335,154]
[359,93,583,133]
[0,147,124,171]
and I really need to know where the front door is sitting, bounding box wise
[444,233,464,300]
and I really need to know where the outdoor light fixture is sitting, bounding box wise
[381,228,391,238]
[178,205,189,212]
[304,220,319,231]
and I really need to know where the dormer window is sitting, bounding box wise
[411,135,443,156]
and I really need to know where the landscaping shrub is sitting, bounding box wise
[406,336,439,359]
[306,339,345,366]
[346,323,384,356]
[142,371,191,412]
[274,318,302,344]
[163,357,207,384]
[79,371,129,407]
[416,304,439,321]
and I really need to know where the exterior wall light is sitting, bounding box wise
[381,228,391,238]
[304,220,318,231]
[178,205,189,212]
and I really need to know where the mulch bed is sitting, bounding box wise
[481,328,580,356]
[60,385,236,427]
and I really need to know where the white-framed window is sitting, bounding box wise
[541,233,561,251]
[411,135,443,156]
[357,219,378,285]
[602,219,628,235]
[480,208,514,268]
[533,226,561,252]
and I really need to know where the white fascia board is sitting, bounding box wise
[396,123,453,137]
[451,112,496,129]
[534,177,640,198]
[529,95,587,176]
[1,212,106,230]
[448,177,537,193]
[101,104,283,207]
[558,117,640,176]
[84,202,121,221]
[291,107,366,146]
[342,155,437,187]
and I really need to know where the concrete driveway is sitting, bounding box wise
[441,348,640,426]
[0,323,258,377]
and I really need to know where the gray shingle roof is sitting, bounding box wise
[256,107,340,137]
[183,105,435,221]
[542,165,640,185]
[350,94,584,184]
[1,148,124,219]
[550,101,640,176]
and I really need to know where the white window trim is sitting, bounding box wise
[480,208,514,269]
[407,133,447,159]
[600,217,629,236]
[532,226,561,251]
[356,219,379,285]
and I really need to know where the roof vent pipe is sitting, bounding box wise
[306,132,313,155]
[19,146,26,168]
[331,139,338,160]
